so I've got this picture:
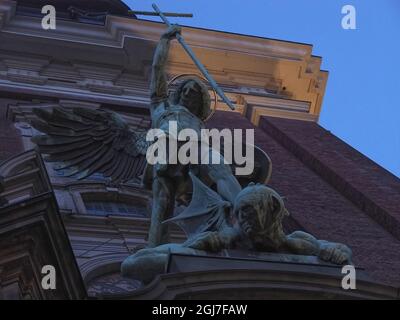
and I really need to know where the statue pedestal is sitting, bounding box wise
[124,251,397,300]
[166,250,368,280]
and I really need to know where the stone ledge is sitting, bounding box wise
[102,253,398,300]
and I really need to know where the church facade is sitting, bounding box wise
[0,0,399,299]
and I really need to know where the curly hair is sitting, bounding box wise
[170,78,211,121]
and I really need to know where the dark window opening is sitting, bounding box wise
[84,200,147,217]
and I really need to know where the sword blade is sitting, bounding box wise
[152,3,236,111]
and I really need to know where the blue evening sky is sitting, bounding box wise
[124,0,400,177]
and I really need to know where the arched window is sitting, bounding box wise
[84,200,147,217]
[82,193,149,218]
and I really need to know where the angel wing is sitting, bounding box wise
[31,107,148,183]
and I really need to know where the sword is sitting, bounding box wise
[152,3,236,111]
[129,10,193,18]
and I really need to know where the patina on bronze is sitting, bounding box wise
[144,23,243,247]
[120,20,352,284]
[29,17,352,286]
[121,173,352,284]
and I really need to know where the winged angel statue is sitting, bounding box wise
[31,25,352,283]
[31,25,269,245]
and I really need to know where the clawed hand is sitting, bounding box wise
[319,243,352,264]
[183,231,222,252]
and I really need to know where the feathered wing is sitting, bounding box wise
[31,107,148,183]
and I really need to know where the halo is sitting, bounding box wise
[167,73,217,122]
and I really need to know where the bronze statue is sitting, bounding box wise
[144,24,244,247]
[30,26,270,248]
[29,22,352,285]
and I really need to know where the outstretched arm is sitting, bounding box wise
[183,225,241,252]
[150,25,181,114]
[285,231,352,265]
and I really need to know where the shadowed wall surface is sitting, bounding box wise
[207,111,400,286]
[0,100,23,161]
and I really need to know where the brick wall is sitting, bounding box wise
[260,116,400,241]
[207,111,400,286]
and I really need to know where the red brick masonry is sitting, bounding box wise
[208,111,400,287]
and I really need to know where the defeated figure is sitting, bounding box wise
[121,173,352,284]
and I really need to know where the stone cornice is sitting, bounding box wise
[108,254,399,300]
[0,0,328,123]
[1,1,312,59]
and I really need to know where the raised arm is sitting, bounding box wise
[150,25,182,114]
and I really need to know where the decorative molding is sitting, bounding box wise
[56,180,152,215]
[242,94,314,124]
[0,1,327,121]
[0,150,87,299]
[79,252,128,284]
[250,106,317,125]
[87,272,141,298]
[114,254,399,300]
[0,0,15,30]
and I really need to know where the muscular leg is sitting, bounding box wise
[147,176,176,247]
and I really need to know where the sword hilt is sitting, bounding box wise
[152,3,236,111]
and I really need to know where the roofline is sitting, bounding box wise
[135,18,315,49]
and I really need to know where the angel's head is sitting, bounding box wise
[171,78,211,121]
[233,183,288,248]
